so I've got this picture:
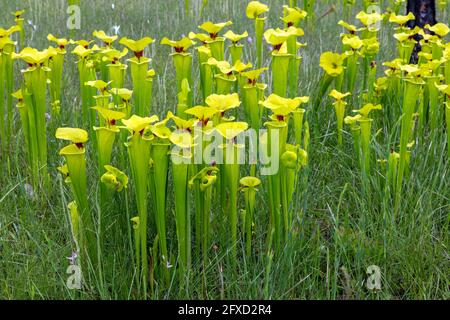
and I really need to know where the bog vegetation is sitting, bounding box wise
[0,0,448,299]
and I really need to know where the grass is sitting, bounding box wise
[0,0,449,299]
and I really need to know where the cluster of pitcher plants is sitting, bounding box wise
[316,5,450,216]
[1,1,449,298]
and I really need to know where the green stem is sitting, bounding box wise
[229,44,243,65]
[287,35,300,98]
[23,89,39,187]
[427,76,440,132]
[225,162,239,265]
[94,127,118,240]
[243,85,261,131]
[62,145,97,275]
[0,54,5,151]
[16,98,31,166]
[16,19,25,49]
[395,81,421,212]
[351,125,361,168]
[244,188,256,259]
[345,52,358,93]
[108,63,127,90]
[144,76,154,115]
[445,61,450,84]
[49,52,65,115]
[203,185,212,264]
[129,57,150,116]
[255,18,265,69]
[445,102,450,160]
[151,142,170,283]
[209,38,225,61]
[334,101,346,146]
[359,118,373,177]
[4,44,15,149]
[126,133,152,294]
[24,66,49,185]
[172,53,193,107]
[266,121,288,250]
[172,155,190,284]
[292,109,305,147]
[193,165,204,257]
[78,59,95,126]
[272,53,291,98]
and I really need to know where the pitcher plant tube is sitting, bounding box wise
[246,1,269,68]
[122,114,158,294]
[215,121,248,266]
[161,37,195,108]
[239,176,261,259]
[56,127,97,273]
[120,36,155,116]
[13,47,56,186]
[47,34,70,115]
